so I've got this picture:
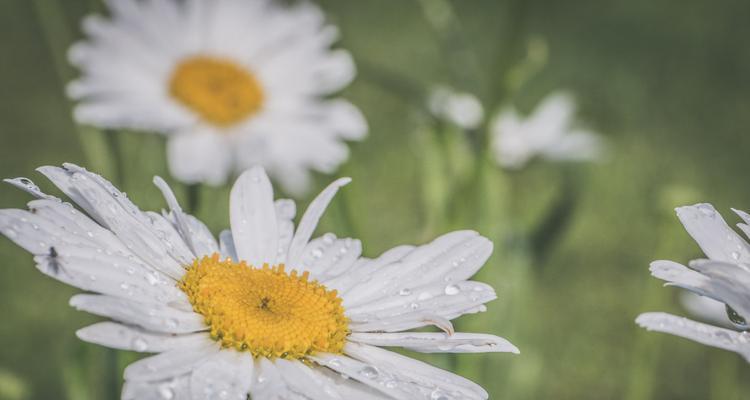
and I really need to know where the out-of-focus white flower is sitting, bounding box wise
[67,0,367,195]
[636,203,750,361]
[1,164,518,400]
[428,86,484,130]
[490,92,604,170]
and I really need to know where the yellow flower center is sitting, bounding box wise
[179,254,349,359]
[169,56,264,127]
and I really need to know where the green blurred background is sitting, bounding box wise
[1,0,750,399]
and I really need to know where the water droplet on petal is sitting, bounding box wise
[444,284,460,295]
[132,337,148,352]
[398,288,411,296]
[359,365,379,379]
[157,384,174,399]
[726,304,748,329]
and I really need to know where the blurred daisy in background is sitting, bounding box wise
[0,164,517,399]
[490,92,604,170]
[637,203,750,361]
[67,0,367,195]
[428,86,484,130]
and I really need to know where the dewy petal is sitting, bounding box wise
[153,176,219,258]
[275,358,344,400]
[124,339,220,382]
[76,322,208,353]
[189,350,254,400]
[229,166,278,266]
[343,231,492,309]
[688,259,750,319]
[250,358,291,399]
[219,229,238,261]
[676,203,750,263]
[122,374,191,400]
[274,199,296,264]
[348,332,519,354]
[344,342,490,400]
[297,234,362,281]
[70,294,206,334]
[3,177,56,200]
[287,177,351,267]
[636,312,750,362]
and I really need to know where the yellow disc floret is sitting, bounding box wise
[169,56,264,127]
[179,254,349,359]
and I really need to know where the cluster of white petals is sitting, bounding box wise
[0,164,517,400]
[636,203,750,361]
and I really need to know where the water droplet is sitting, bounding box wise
[132,337,148,352]
[384,380,397,389]
[328,358,341,368]
[409,302,420,310]
[256,374,267,384]
[86,231,94,238]
[731,251,742,261]
[444,284,460,295]
[88,275,97,281]
[398,288,411,296]
[4,229,16,238]
[726,304,748,329]
[417,292,432,301]
[359,365,379,379]
[323,233,336,244]
[312,248,324,259]
[157,384,174,399]
[165,318,179,328]
[120,282,130,290]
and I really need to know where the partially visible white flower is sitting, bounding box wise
[68,0,367,195]
[636,203,750,361]
[1,164,518,400]
[490,92,604,170]
[428,86,484,130]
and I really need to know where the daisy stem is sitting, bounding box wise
[30,0,115,177]
[185,183,201,215]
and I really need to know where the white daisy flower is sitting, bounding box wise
[0,164,517,400]
[67,0,367,195]
[636,203,750,361]
[428,86,484,130]
[490,92,604,170]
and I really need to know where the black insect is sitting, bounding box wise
[47,246,63,276]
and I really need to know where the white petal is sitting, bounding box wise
[345,342,489,400]
[636,312,750,361]
[3,177,56,199]
[153,176,219,257]
[274,199,296,264]
[287,177,351,267]
[124,340,220,382]
[333,245,416,295]
[70,294,205,334]
[250,358,292,399]
[189,350,254,400]
[229,166,278,266]
[688,259,750,318]
[297,234,362,281]
[122,374,191,400]
[343,231,492,309]
[348,332,519,354]
[167,131,232,186]
[676,203,750,263]
[76,322,207,353]
[219,229,238,261]
[275,359,344,400]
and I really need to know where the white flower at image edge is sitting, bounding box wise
[0,164,518,400]
[636,203,750,361]
[490,92,604,170]
[68,0,367,195]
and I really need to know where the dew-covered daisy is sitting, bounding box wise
[67,0,367,195]
[636,203,750,361]
[0,164,517,399]
[490,92,603,170]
